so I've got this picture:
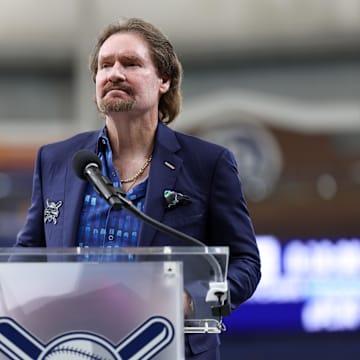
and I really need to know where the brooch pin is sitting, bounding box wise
[44,199,63,224]
[163,190,191,209]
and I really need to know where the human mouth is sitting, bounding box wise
[103,83,133,97]
[107,89,128,97]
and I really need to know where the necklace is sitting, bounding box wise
[120,155,152,184]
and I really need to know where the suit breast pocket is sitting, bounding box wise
[162,212,205,243]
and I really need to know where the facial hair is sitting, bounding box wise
[98,98,136,113]
[98,81,136,113]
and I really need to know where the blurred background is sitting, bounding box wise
[0,0,359,358]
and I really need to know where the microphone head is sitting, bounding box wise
[72,150,101,180]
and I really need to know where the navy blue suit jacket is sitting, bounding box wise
[16,122,261,356]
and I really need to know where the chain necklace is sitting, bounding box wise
[120,155,152,184]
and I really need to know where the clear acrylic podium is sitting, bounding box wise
[0,246,229,360]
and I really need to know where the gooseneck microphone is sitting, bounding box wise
[72,150,123,209]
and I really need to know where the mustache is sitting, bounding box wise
[103,82,134,96]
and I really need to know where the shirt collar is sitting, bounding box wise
[96,125,149,199]
[97,125,110,155]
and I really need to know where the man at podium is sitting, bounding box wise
[15,17,261,360]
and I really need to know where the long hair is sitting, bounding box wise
[89,18,183,124]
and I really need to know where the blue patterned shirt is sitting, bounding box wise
[77,127,147,250]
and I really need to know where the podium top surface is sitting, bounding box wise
[1,246,229,283]
[0,246,228,256]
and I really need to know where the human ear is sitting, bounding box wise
[159,77,171,94]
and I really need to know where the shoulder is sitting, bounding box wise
[166,124,228,155]
[35,131,99,168]
[160,126,238,178]
[39,131,98,156]
[172,128,235,165]
[42,131,98,150]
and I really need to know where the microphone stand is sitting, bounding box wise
[109,186,230,319]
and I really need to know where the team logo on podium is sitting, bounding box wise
[0,316,174,359]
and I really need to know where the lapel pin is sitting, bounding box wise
[44,199,63,224]
[163,190,191,209]
[164,161,175,170]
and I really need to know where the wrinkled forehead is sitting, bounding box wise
[98,32,152,63]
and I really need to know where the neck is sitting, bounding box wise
[103,113,157,193]
[105,113,157,159]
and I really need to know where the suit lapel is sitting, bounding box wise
[139,123,182,246]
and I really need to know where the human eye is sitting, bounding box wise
[124,56,141,68]
[125,61,139,68]
[100,62,111,69]
[99,57,113,69]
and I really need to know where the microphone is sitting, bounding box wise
[72,150,123,209]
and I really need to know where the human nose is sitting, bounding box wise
[107,62,126,82]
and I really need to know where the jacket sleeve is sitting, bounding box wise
[208,148,261,309]
[15,146,46,247]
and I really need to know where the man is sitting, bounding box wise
[16,17,261,359]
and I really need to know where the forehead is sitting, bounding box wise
[98,32,152,61]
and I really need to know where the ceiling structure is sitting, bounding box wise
[0,0,359,141]
[0,0,359,62]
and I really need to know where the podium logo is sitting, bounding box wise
[0,316,174,359]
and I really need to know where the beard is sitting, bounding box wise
[98,81,136,113]
[98,98,136,113]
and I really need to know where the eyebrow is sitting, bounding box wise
[98,54,114,64]
[98,54,142,64]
